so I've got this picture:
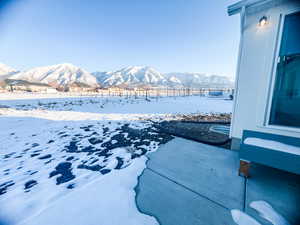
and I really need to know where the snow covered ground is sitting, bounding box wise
[0,93,232,114]
[0,94,232,225]
[231,201,291,225]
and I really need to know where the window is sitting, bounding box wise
[269,11,300,128]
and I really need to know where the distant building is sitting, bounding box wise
[208,90,223,97]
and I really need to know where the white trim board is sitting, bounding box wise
[228,0,275,16]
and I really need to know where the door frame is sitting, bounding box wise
[264,8,300,133]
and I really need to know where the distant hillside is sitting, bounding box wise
[10,63,99,88]
[92,66,168,88]
[165,72,234,88]
[0,62,234,90]
[93,67,234,88]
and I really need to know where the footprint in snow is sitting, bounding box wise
[24,180,38,192]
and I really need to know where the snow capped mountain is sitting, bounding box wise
[2,62,233,90]
[0,63,18,80]
[165,72,234,88]
[93,67,233,88]
[11,63,98,87]
[93,66,167,88]
[167,75,182,87]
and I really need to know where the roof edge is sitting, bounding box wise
[228,0,274,16]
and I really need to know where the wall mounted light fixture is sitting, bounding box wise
[259,16,268,27]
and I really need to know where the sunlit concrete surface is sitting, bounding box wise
[136,138,300,225]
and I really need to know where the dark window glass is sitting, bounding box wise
[269,12,300,128]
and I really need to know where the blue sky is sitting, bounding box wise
[0,0,240,77]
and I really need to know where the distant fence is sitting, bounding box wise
[72,88,234,99]
[0,87,234,99]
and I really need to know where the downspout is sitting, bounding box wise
[229,6,246,140]
[240,6,246,32]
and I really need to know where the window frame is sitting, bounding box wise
[264,8,300,133]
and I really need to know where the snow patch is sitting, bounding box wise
[20,157,158,225]
[250,201,291,225]
[244,138,300,155]
[231,210,262,225]
[231,201,290,225]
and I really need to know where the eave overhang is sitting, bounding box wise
[228,0,275,16]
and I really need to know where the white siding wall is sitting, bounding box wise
[231,0,300,139]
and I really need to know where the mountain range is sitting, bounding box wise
[92,66,169,88]
[0,63,234,89]
[0,63,18,81]
[10,63,98,88]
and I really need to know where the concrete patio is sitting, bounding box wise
[135,138,300,225]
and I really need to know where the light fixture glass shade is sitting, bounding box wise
[259,16,268,26]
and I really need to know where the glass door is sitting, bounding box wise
[269,11,300,128]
